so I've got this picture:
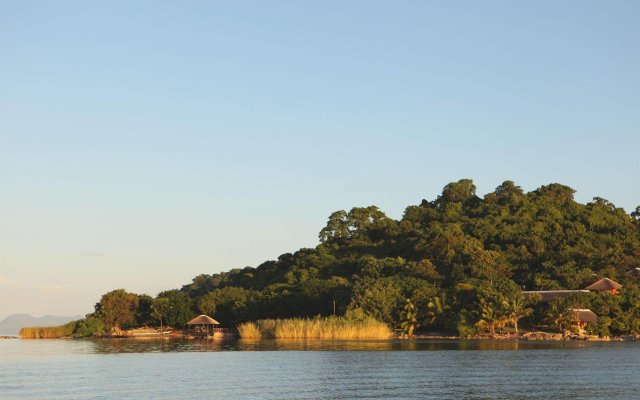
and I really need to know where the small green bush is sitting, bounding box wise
[73,316,105,337]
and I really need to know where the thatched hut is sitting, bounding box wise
[585,278,622,295]
[569,309,598,332]
[523,290,589,302]
[187,315,220,337]
[626,268,640,278]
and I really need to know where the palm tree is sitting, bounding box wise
[477,294,501,334]
[400,299,418,337]
[426,294,449,327]
[544,300,570,332]
[502,290,533,334]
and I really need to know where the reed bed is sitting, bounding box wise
[19,321,79,339]
[237,317,392,339]
[237,321,262,338]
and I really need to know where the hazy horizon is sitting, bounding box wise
[1,1,638,319]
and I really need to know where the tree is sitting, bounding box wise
[347,206,398,244]
[193,287,254,325]
[544,299,571,332]
[426,293,450,328]
[437,179,477,205]
[319,210,350,244]
[136,294,154,326]
[74,316,105,337]
[399,299,418,337]
[477,291,505,335]
[78,179,640,337]
[95,289,139,331]
[631,206,640,221]
[501,288,532,334]
[157,290,194,327]
[411,259,442,282]
[349,278,403,325]
[198,291,217,315]
[534,183,576,204]
[319,206,397,246]
[151,297,171,331]
[494,180,524,199]
[620,283,640,334]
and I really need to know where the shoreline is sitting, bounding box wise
[13,331,640,342]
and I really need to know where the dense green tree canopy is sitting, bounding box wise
[84,180,640,336]
[94,289,139,330]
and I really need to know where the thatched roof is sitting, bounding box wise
[570,309,598,323]
[187,315,220,325]
[626,268,640,278]
[523,290,589,302]
[585,278,622,291]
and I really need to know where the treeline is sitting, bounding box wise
[73,180,640,337]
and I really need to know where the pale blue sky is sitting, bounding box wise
[1,1,638,319]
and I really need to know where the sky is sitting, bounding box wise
[1,1,638,320]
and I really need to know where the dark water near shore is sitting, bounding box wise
[1,339,639,399]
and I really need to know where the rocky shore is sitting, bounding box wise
[409,331,640,341]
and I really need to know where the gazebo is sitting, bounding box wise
[585,278,622,295]
[187,315,220,337]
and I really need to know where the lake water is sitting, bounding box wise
[1,339,638,399]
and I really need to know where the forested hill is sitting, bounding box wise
[173,180,639,323]
[89,180,640,337]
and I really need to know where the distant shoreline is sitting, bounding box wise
[13,331,640,342]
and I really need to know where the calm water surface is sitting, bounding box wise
[1,339,638,399]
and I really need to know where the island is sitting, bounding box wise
[20,180,640,342]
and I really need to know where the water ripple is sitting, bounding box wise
[1,339,638,399]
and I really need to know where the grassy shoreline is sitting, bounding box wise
[237,317,392,339]
[20,319,638,342]
[19,322,78,339]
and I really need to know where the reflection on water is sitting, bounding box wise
[82,337,628,353]
[0,337,628,356]
[1,339,638,400]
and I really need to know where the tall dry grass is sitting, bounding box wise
[237,321,262,338]
[237,317,392,339]
[19,321,78,339]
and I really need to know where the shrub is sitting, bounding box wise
[73,316,105,337]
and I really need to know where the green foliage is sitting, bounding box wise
[454,309,477,337]
[425,293,450,328]
[135,294,154,326]
[73,316,105,337]
[348,277,403,325]
[151,297,171,330]
[500,282,533,334]
[156,290,194,328]
[197,286,253,326]
[94,289,139,330]
[78,180,640,337]
[544,299,572,332]
[197,291,218,315]
[477,289,504,334]
[319,206,398,246]
[437,179,477,205]
[399,299,418,336]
